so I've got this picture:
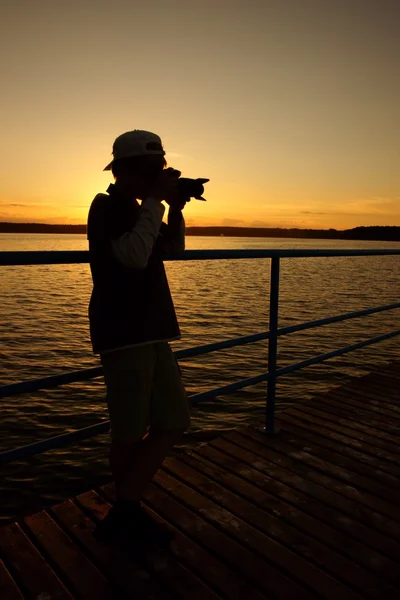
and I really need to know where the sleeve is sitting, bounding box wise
[110,197,166,269]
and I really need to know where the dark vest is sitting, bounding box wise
[87,184,180,353]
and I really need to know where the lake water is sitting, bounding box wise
[1,233,399,522]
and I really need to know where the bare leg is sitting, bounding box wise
[110,428,185,503]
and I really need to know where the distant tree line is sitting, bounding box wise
[1,222,399,241]
[185,226,342,239]
[340,226,400,241]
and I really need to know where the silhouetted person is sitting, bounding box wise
[87,130,190,546]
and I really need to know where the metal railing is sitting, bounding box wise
[1,248,400,463]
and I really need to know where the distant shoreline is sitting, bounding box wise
[0,222,399,241]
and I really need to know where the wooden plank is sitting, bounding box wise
[237,427,400,511]
[191,443,400,587]
[312,389,400,425]
[231,429,400,535]
[99,484,116,502]
[333,386,400,412]
[282,408,400,476]
[363,377,400,396]
[276,415,400,491]
[143,478,316,600]
[0,560,24,600]
[139,505,267,600]
[141,508,224,600]
[336,370,400,393]
[358,367,400,385]
[313,392,400,433]
[293,405,400,450]
[141,482,284,599]
[369,365,400,381]
[152,468,357,600]
[95,488,267,600]
[381,360,400,370]
[311,394,400,435]
[285,407,400,465]
[79,490,221,600]
[163,457,367,600]
[0,523,73,600]
[376,368,400,384]
[336,381,400,412]
[24,510,111,600]
[380,359,400,369]
[333,389,400,418]
[111,491,266,600]
[51,498,166,600]
[171,453,400,599]
[209,436,400,558]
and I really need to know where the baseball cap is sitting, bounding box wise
[103,130,165,170]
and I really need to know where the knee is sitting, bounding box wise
[109,439,141,472]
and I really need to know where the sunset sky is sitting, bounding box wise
[1,0,399,229]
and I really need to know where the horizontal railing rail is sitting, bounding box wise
[1,248,400,265]
[1,248,399,463]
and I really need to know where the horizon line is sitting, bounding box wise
[2,222,400,231]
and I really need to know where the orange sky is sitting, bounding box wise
[1,0,399,229]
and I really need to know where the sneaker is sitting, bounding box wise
[93,505,125,543]
[94,502,173,549]
[134,505,174,547]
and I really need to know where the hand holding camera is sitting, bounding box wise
[148,168,181,203]
[149,168,209,208]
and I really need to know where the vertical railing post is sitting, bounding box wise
[265,256,280,433]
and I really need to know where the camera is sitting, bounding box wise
[178,178,209,201]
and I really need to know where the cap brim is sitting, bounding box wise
[103,161,113,171]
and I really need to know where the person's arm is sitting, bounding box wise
[111,169,183,267]
[158,207,186,254]
[111,197,165,269]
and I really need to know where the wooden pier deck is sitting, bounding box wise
[1,361,400,599]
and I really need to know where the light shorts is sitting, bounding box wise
[100,342,190,442]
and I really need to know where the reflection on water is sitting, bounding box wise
[1,234,399,521]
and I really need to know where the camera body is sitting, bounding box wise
[178,178,209,201]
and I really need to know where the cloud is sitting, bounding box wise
[0,201,57,208]
[300,211,328,215]
[0,213,83,224]
[221,218,246,226]
[249,219,273,227]
[363,196,397,205]
[335,196,399,216]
